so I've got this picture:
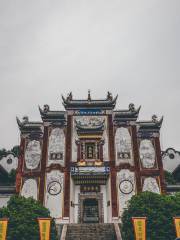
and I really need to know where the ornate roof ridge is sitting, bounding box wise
[137,116,163,132]
[162,147,180,154]
[138,116,163,126]
[62,92,118,110]
[114,105,141,114]
[38,105,65,116]
[16,116,43,135]
[16,117,42,128]
[0,151,17,160]
[38,106,66,125]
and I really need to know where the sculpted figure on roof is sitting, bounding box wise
[43,104,49,113]
[67,92,73,101]
[107,91,113,101]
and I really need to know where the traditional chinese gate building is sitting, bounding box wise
[16,92,165,224]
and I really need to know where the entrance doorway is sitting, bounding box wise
[83,198,99,223]
[79,193,104,223]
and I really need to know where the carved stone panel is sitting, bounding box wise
[103,129,109,161]
[44,170,64,218]
[21,178,38,200]
[25,140,41,170]
[139,139,156,168]
[48,128,65,166]
[75,116,105,128]
[72,121,78,162]
[117,169,136,215]
[142,177,160,194]
[115,127,133,165]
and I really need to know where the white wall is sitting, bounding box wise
[44,170,64,219]
[162,148,180,172]
[101,185,107,223]
[74,185,80,223]
[106,177,112,223]
[0,195,12,208]
[0,154,18,173]
[70,177,75,223]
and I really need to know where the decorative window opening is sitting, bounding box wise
[79,140,101,161]
[50,152,63,160]
[7,158,13,164]
[117,152,131,159]
[86,143,95,159]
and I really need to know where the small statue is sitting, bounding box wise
[129,103,135,112]
[152,114,158,122]
[107,91,113,101]
[22,116,29,124]
[43,104,49,113]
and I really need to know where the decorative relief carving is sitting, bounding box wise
[103,129,109,161]
[48,128,65,165]
[119,180,133,194]
[75,116,105,128]
[25,140,41,170]
[115,127,133,165]
[21,179,38,200]
[72,116,105,162]
[139,139,156,168]
[47,181,62,196]
[44,170,64,218]
[142,177,160,194]
[117,169,136,215]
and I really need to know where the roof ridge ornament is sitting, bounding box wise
[22,116,29,124]
[43,104,50,113]
[88,90,91,101]
[67,92,73,101]
[16,116,29,128]
[107,91,113,101]
[129,103,135,112]
[152,114,158,123]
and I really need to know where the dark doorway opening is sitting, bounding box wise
[83,198,99,223]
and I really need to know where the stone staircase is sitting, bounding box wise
[65,223,117,240]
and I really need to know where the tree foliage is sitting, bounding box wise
[0,169,16,186]
[0,145,20,158]
[0,148,7,157]
[0,195,58,240]
[11,145,20,157]
[164,170,176,184]
[121,192,180,240]
[173,170,180,183]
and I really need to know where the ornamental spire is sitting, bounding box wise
[88,89,91,101]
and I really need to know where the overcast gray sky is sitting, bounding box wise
[0,0,180,150]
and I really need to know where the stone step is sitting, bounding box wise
[65,223,117,240]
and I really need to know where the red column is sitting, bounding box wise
[108,115,118,218]
[154,136,166,193]
[39,125,49,203]
[16,136,26,193]
[131,125,141,192]
[63,115,72,218]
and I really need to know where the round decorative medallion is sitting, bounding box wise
[47,181,62,195]
[169,153,175,159]
[119,180,133,194]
